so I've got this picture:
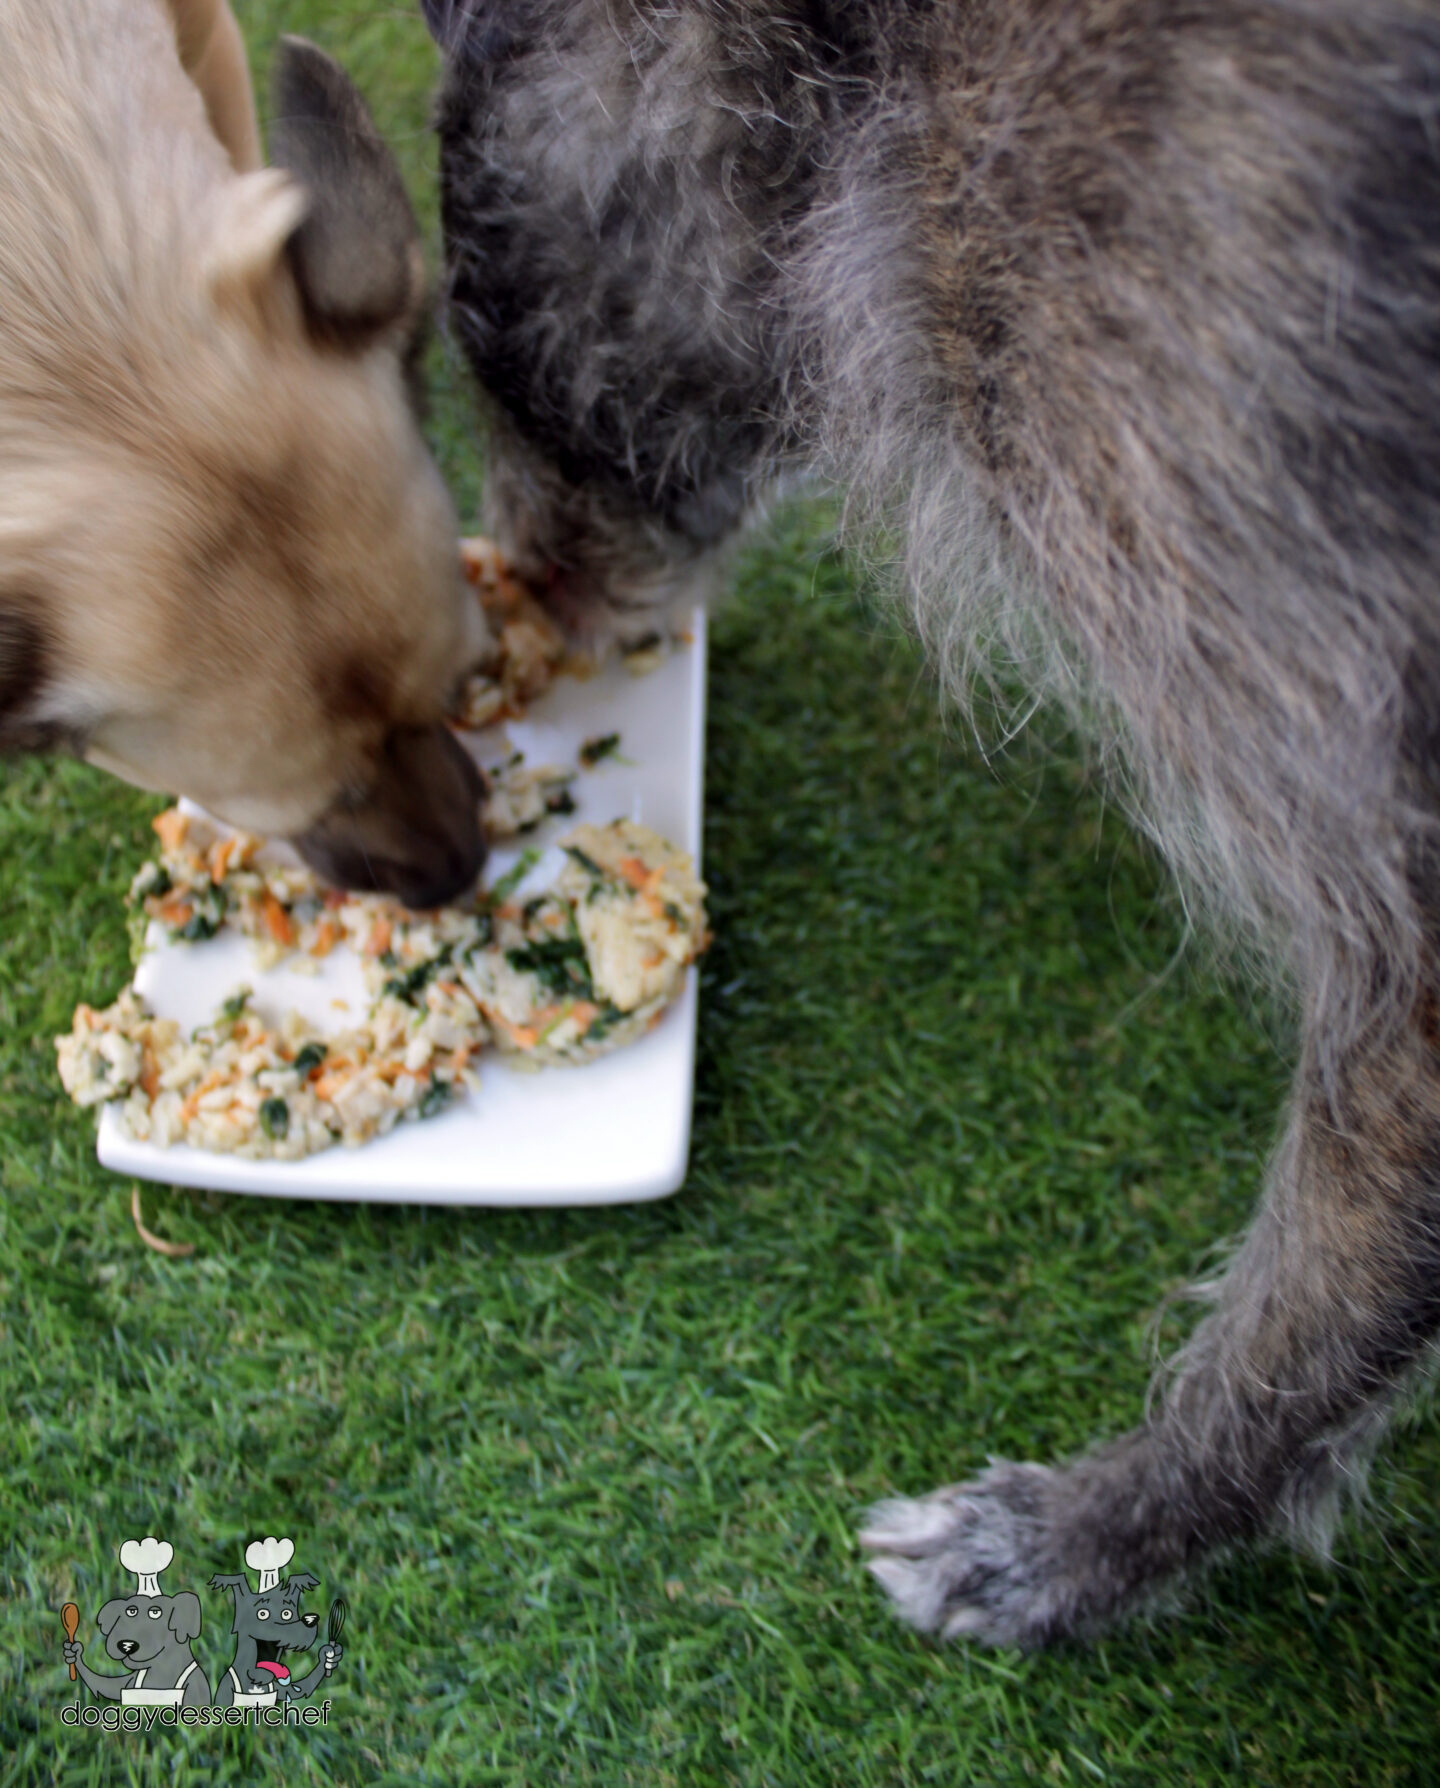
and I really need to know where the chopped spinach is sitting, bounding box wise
[545,786,577,816]
[562,844,606,879]
[173,884,225,943]
[584,1003,626,1044]
[418,1078,451,1120]
[485,848,540,907]
[578,732,621,768]
[130,861,172,904]
[259,1097,290,1140]
[292,1041,326,1076]
[382,944,454,1005]
[505,935,595,1000]
[218,988,251,1024]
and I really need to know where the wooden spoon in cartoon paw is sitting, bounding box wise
[60,1602,79,1680]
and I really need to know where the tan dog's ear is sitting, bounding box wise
[202,168,308,325]
[268,36,425,343]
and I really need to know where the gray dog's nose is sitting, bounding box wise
[303,1612,319,1627]
[118,1640,139,1657]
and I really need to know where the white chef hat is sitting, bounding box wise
[119,1537,173,1598]
[245,1536,295,1594]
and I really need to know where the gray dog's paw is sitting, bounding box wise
[859,1462,1080,1649]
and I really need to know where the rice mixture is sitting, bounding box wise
[454,534,685,725]
[57,810,707,1161]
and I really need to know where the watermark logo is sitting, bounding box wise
[58,1534,346,1731]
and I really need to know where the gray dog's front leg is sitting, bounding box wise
[863,1013,1440,1645]
[61,1642,126,1700]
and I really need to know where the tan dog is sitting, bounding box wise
[0,0,487,907]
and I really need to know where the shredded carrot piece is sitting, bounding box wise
[178,1070,224,1124]
[619,857,667,903]
[365,918,392,957]
[152,809,189,854]
[487,1010,538,1050]
[527,1004,572,1045]
[262,893,294,946]
[208,836,238,882]
[156,896,193,928]
[309,918,341,957]
[312,1060,357,1101]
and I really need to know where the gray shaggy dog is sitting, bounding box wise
[420,0,1440,1648]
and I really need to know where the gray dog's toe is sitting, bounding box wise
[860,1462,1074,1649]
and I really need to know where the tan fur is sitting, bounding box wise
[0,1,485,895]
[165,0,261,172]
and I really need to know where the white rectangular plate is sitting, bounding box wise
[96,609,707,1206]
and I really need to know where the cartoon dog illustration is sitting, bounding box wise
[63,1538,209,1707]
[208,1537,341,1709]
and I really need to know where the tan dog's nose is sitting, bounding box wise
[291,724,486,909]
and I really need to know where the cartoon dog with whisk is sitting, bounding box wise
[209,1537,341,1709]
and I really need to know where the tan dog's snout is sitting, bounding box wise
[291,724,486,911]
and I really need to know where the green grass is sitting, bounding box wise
[3,4,1438,1783]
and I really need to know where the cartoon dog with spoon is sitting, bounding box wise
[209,1537,342,1708]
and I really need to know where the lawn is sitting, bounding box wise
[1,4,1437,1783]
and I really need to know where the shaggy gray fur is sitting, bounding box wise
[423,0,1440,1646]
